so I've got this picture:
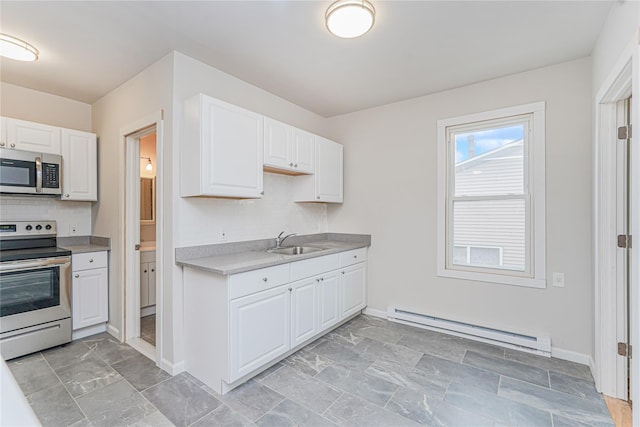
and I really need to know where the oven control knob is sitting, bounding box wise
[25,225,32,231]
[45,224,52,230]
[35,225,42,231]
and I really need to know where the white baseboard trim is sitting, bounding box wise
[161,358,185,376]
[362,307,386,319]
[589,357,598,390]
[107,324,120,340]
[141,306,156,317]
[72,323,107,340]
[550,347,592,366]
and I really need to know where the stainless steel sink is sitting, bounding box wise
[267,246,325,255]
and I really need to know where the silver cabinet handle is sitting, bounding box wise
[341,271,345,275]
[353,255,357,259]
[144,270,147,273]
[289,162,294,167]
[262,277,268,282]
[288,288,292,292]
[10,143,15,148]
[151,269,155,272]
[316,196,320,200]
[0,142,5,147]
[75,274,80,278]
[65,194,70,198]
[294,164,298,168]
[89,259,94,263]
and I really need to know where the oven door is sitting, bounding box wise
[0,256,71,334]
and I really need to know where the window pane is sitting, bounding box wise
[452,199,525,271]
[454,124,524,197]
[453,246,468,264]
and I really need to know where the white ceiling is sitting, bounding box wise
[1,1,612,117]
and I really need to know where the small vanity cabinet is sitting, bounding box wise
[140,250,156,310]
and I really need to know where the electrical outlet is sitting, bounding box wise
[220,231,228,242]
[70,224,79,235]
[552,272,565,288]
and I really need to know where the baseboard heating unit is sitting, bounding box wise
[387,306,551,357]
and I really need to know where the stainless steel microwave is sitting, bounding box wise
[0,148,62,195]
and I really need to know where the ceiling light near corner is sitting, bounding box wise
[0,33,38,61]
[326,0,375,38]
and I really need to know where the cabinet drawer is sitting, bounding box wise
[72,251,108,271]
[290,253,340,282]
[229,264,290,299]
[140,251,156,263]
[339,248,367,267]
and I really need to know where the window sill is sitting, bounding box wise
[437,267,546,289]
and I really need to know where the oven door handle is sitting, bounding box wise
[0,257,71,272]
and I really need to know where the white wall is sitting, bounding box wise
[91,54,174,358]
[0,83,93,236]
[325,58,593,355]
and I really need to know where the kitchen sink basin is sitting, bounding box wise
[267,246,325,255]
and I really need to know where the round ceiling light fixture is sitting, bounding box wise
[0,33,39,61]
[325,0,375,39]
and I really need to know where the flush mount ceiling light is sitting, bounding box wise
[325,0,375,38]
[0,33,39,61]
[141,156,153,171]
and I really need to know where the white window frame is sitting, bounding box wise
[436,102,546,288]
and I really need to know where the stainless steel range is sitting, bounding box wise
[0,221,72,360]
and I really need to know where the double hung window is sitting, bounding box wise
[436,102,546,288]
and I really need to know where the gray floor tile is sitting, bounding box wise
[8,353,61,396]
[253,363,284,383]
[414,352,501,394]
[68,418,93,427]
[385,386,494,427]
[256,399,336,427]
[445,381,553,426]
[549,371,603,400]
[129,410,176,427]
[498,376,613,425]
[140,314,156,347]
[365,357,449,398]
[332,320,403,345]
[219,380,285,422]
[553,413,614,427]
[42,340,93,370]
[397,332,467,363]
[83,333,141,365]
[504,349,594,383]
[463,350,550,387]
[55,353,121,397]
[354,337,424,367]
[76,379,156,427]
[142,374,222,427]
[27,383,86,427]
[323,392,422,427]
[315,364,398,407]
[282,349,334,377]
[260,366,342,415]
[112,353,171,391]
[309,339,375,371]
[192,404,255,426]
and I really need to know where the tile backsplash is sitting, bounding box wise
[0,195,92,236]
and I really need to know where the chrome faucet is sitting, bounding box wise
[275,231,296,248]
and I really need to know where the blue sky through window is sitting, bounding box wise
[455,125,523,164]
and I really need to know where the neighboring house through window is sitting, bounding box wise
[436,102,546,288]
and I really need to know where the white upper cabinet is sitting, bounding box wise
[294,137,343,203]
[181,94,264,198]
[3,117,61,154]
[263,118,314,174]
[60,129,97,201]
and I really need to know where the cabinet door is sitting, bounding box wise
[148,262,156,306]
[340,263,366,319]
[201,96,264,198]
[318,273,340,331]
[60,129,97,201]
[72,268,108,330]
[292,129,315,174]
[264,118,292,170]
[316,138,343,203]
[140,262,149,308]
[290,278,317,347]
[229,285,290,381]
[6,118,60,154]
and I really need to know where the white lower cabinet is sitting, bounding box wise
[183,247,367,395]
[230,285,290,382]
[72,251,108,332]
[290,278,318,347]
[140,250,156,308]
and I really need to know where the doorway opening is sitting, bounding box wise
[121,111,163,366]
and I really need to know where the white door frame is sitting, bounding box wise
[119,111,164,367]
[594,35,638,411]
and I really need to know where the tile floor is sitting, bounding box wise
[8,314,613,427]
[140,314,156,346]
